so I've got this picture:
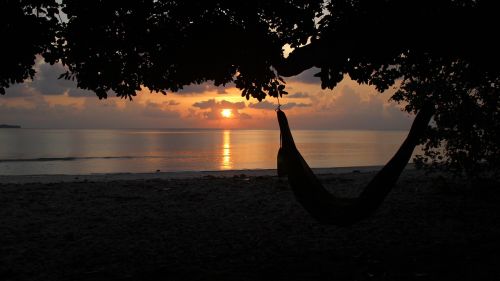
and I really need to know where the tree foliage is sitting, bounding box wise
[393,56,500,175]
[48,0,322,100]
[1,0,499,174]
[0,0,59,95]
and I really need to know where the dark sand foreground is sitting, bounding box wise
[1,169,499,281]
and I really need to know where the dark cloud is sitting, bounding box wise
[285,102,312,109]
[286,67,321,84]
[0,96,185,129]
[192,99,216,109]
[192,99,249,120]
[193,99,245,110]
[177,82,230,95]
[32,61,92,97]
[30,62,72,95]
[219,100,245,109]
[142,102,180,118]
[3,59,94,98]
[286,92,310,99]
[249,100,312,110]
[2,84,33,98]
[248,100,276,110]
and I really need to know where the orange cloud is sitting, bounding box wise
[192,99,250,120]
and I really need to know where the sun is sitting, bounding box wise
[221,108,232,118]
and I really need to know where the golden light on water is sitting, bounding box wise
[221,130,232,169]
[221,108,232,118]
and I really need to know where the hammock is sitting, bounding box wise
[276,106,434,226]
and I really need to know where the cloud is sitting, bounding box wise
[0,95,187,128]
[293,84,412,130]
[31,62,79,96]
[1,63,413,130]
[192,98,249,120]
[2,83,34,98]
[167,100,180,106]
[286,67,321,84]
[142,102,180,118]
[248,100,276,110]
[193,99,245,110]
[249,100,312,110]
[35,63,65,92]
[286,92,310,99]
[220,100,245,109]
[176,82,230,95]
[3,58,235,99]
[192,99,215,109]
[3,60,94,98]
[286,102,312,109]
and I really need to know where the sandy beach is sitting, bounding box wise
[1,168,499,281]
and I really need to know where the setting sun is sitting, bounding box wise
[221,108,232,118]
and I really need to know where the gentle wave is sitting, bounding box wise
[0,156,166,163]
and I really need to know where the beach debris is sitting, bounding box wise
[232,174,251,182]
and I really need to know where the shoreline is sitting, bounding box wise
[0,164,399,184]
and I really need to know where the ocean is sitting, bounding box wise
[0,128,415,175]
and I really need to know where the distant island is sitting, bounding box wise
[0,124,21,128]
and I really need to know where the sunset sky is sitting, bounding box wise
[0,57,414,130]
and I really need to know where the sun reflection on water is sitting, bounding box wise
[221,130,232,169]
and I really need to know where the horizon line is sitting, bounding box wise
[6,127,410,131]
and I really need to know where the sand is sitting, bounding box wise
[1,168,499,281]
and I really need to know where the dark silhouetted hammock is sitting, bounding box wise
[276,106,434,226]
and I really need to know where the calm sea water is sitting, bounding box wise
[0,129,415,175]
